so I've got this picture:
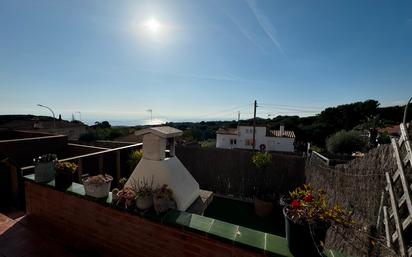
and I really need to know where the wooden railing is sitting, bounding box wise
[20,143,142,187]
[309,151,330,166]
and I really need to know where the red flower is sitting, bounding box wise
[291,200,301,208]
[304,193,314,202]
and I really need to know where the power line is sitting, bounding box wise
[259,103,324,110]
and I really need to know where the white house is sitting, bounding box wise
[216,125,295,152]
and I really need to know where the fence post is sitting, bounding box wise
[116,150,121,182]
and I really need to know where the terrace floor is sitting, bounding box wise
[0,210,107,257]
[203,196,285,236]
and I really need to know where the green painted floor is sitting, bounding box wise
[203,196,285,237]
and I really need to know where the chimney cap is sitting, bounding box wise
[135,126,183,138]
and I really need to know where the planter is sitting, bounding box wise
[153,197,173,213]
[283,208,329,257]
[55,171,73,190]
[34,162,55,183]
[136,195,153,210]
[254,197,274,217]
[83,175,113,198]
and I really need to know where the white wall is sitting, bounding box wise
[216,126,295,152]
[216,134,238,149]
[266,137,294,152]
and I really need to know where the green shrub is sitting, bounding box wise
[252,151,272,169]
[326,130,367,154]
[127,150,143,170]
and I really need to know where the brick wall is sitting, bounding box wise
[25,181,266,257]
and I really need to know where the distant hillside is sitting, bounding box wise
[167,100,412,148]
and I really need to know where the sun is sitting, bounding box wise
[144,18,161,34]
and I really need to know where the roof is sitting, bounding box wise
[377,125,400,135]
[134,126,183,138]
[270,130,295,138]
[216,127,238,135]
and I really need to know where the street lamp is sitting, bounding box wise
[76,111,82,122]
[147,109,153,125]
[37,104,56,129]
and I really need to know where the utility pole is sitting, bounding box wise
[252,100,257,152]
[237,111,241,129]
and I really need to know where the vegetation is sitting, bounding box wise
[326,130,367,154]
[167,100,411,150]
[33,154,57,164]
[55,161,78,174]
[79,121,128,141]
[252,152,272,169]
[283,184,353,225]
[127,150,143,170]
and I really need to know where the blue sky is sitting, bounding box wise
[0,0,411,125]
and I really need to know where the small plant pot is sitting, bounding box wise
[83,177,113,198]
[55,171,73,190]
[136,195,153,210]
[254,197,274,217]
[34,162,55,183]
[153,197,172,213]
[283,208,329,257]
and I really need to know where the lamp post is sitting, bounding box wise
[147,109,153,125]
[76,111,82,122]
[37,104,56,129]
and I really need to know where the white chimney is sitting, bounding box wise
[126,126,200,211]
[280,124,285,136]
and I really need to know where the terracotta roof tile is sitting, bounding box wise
[270,130,295,138]
[216,128,238,135]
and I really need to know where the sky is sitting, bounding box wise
[0,0,411,125]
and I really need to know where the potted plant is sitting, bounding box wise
[134,178,154,210]
[33,154,57,182]
[153,184,175,214]
[54,161,78,190]
[251,151,274,217]
[282,184,353,257]
[115,187,136,210]
[83,174,113,198]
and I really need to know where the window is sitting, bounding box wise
[245,139,254,146]
[230,139,237,145]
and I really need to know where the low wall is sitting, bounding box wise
[306,144,397,257]
[24,178,291,257]
[176,146,305,198]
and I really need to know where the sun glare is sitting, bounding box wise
[144,18,161,34]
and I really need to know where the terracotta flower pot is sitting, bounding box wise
[254,197,274,217]
[283,208,329,257]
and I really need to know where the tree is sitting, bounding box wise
[326,130,367,154]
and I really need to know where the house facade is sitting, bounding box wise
[216,125,295,152]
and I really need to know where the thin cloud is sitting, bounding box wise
[245,0,285,55]
[133,67,272,85]
[223,11,267,54]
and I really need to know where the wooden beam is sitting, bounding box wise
[386,171,407,256]
[383,206,391,248]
